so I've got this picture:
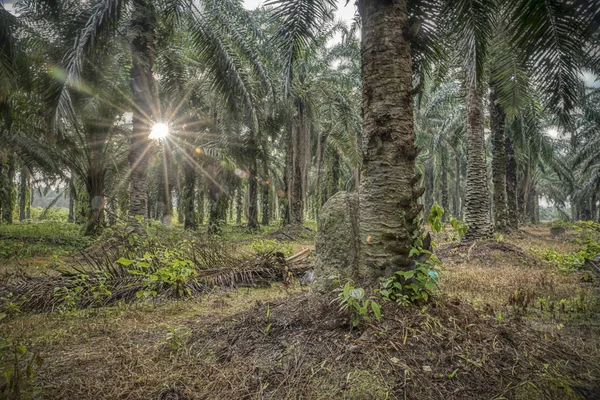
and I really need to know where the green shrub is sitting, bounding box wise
[250,239,294,258]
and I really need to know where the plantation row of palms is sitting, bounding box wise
[0,0,599,273]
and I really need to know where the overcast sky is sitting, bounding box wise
[243,0,357,23]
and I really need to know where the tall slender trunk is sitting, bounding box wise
[464,82,492,240]
[183,159,196,230]
[285,99,309,226]
[247,133,259,230]
[441,150,449,222]
[236,188,242,225]
[261,158,270,226]
[128,0,155,226]
[490,86,508,231]
[0,154,15,224]
[424,156,434,219]
[518,166,530,224]
[197,182,204,225]
[505,136,519,229]
[68,176,75,223]
[358,0,423,279]
[84,167,105,236]
[19,167,29,221]
[454,150,461,218]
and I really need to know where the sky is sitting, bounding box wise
[243,0,357,23]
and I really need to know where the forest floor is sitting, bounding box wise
[1,222,599,399]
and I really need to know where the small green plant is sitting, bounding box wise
[380,204,444,305]
[0,340,43,399]
[449,217,469,239]
[120,249,197,299]
[334,281,382,328]
[250,239,294,258]
[164,325,192,357]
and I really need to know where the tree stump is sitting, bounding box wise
[312,192,361,293]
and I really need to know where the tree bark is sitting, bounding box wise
[505,135,519,229]
[464,82,492,240]
[128,0,155,227]
[0,154,15,224]
[490,86,509,231]
[357,0,423,280]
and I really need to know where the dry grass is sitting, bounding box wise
[1,226,599,399]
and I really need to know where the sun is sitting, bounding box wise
[149,123,169,140]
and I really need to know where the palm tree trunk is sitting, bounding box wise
[490,86,508,231]
[358,0,423,279]
[236,188,242,225]
[464,82,492,240]
[183,159,196,230]
[424,157,434,219]
[285,99,309,226]
[441,150,449,222]
[454,150,461,218]
[248,159,259,230]
[505,136,519,229]
[19,167,29,221]
[1,154,15,224]
[68,177,75,223]
[261,158,270,226]
[128,0,155,225]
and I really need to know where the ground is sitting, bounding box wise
[1,222,599,399]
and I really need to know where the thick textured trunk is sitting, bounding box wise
[358,0,423,280]
[464,82,492,240]
[490,86,509,231]
[19,167,29,221]
[505,136,519,229]
[128,0,155,225]
[441,150,449,222]
[183,159,196,230]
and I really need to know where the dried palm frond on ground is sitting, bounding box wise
[0,241,312,312]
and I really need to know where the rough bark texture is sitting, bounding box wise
[505,136,519,229]
[490,87,509,232]
[128,0,155,225]
[68,178,75,223]
[313,192,361,292]
[357,0,423,281]
[464,82,492,240]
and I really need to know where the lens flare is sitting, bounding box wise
[149,123,169,140]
